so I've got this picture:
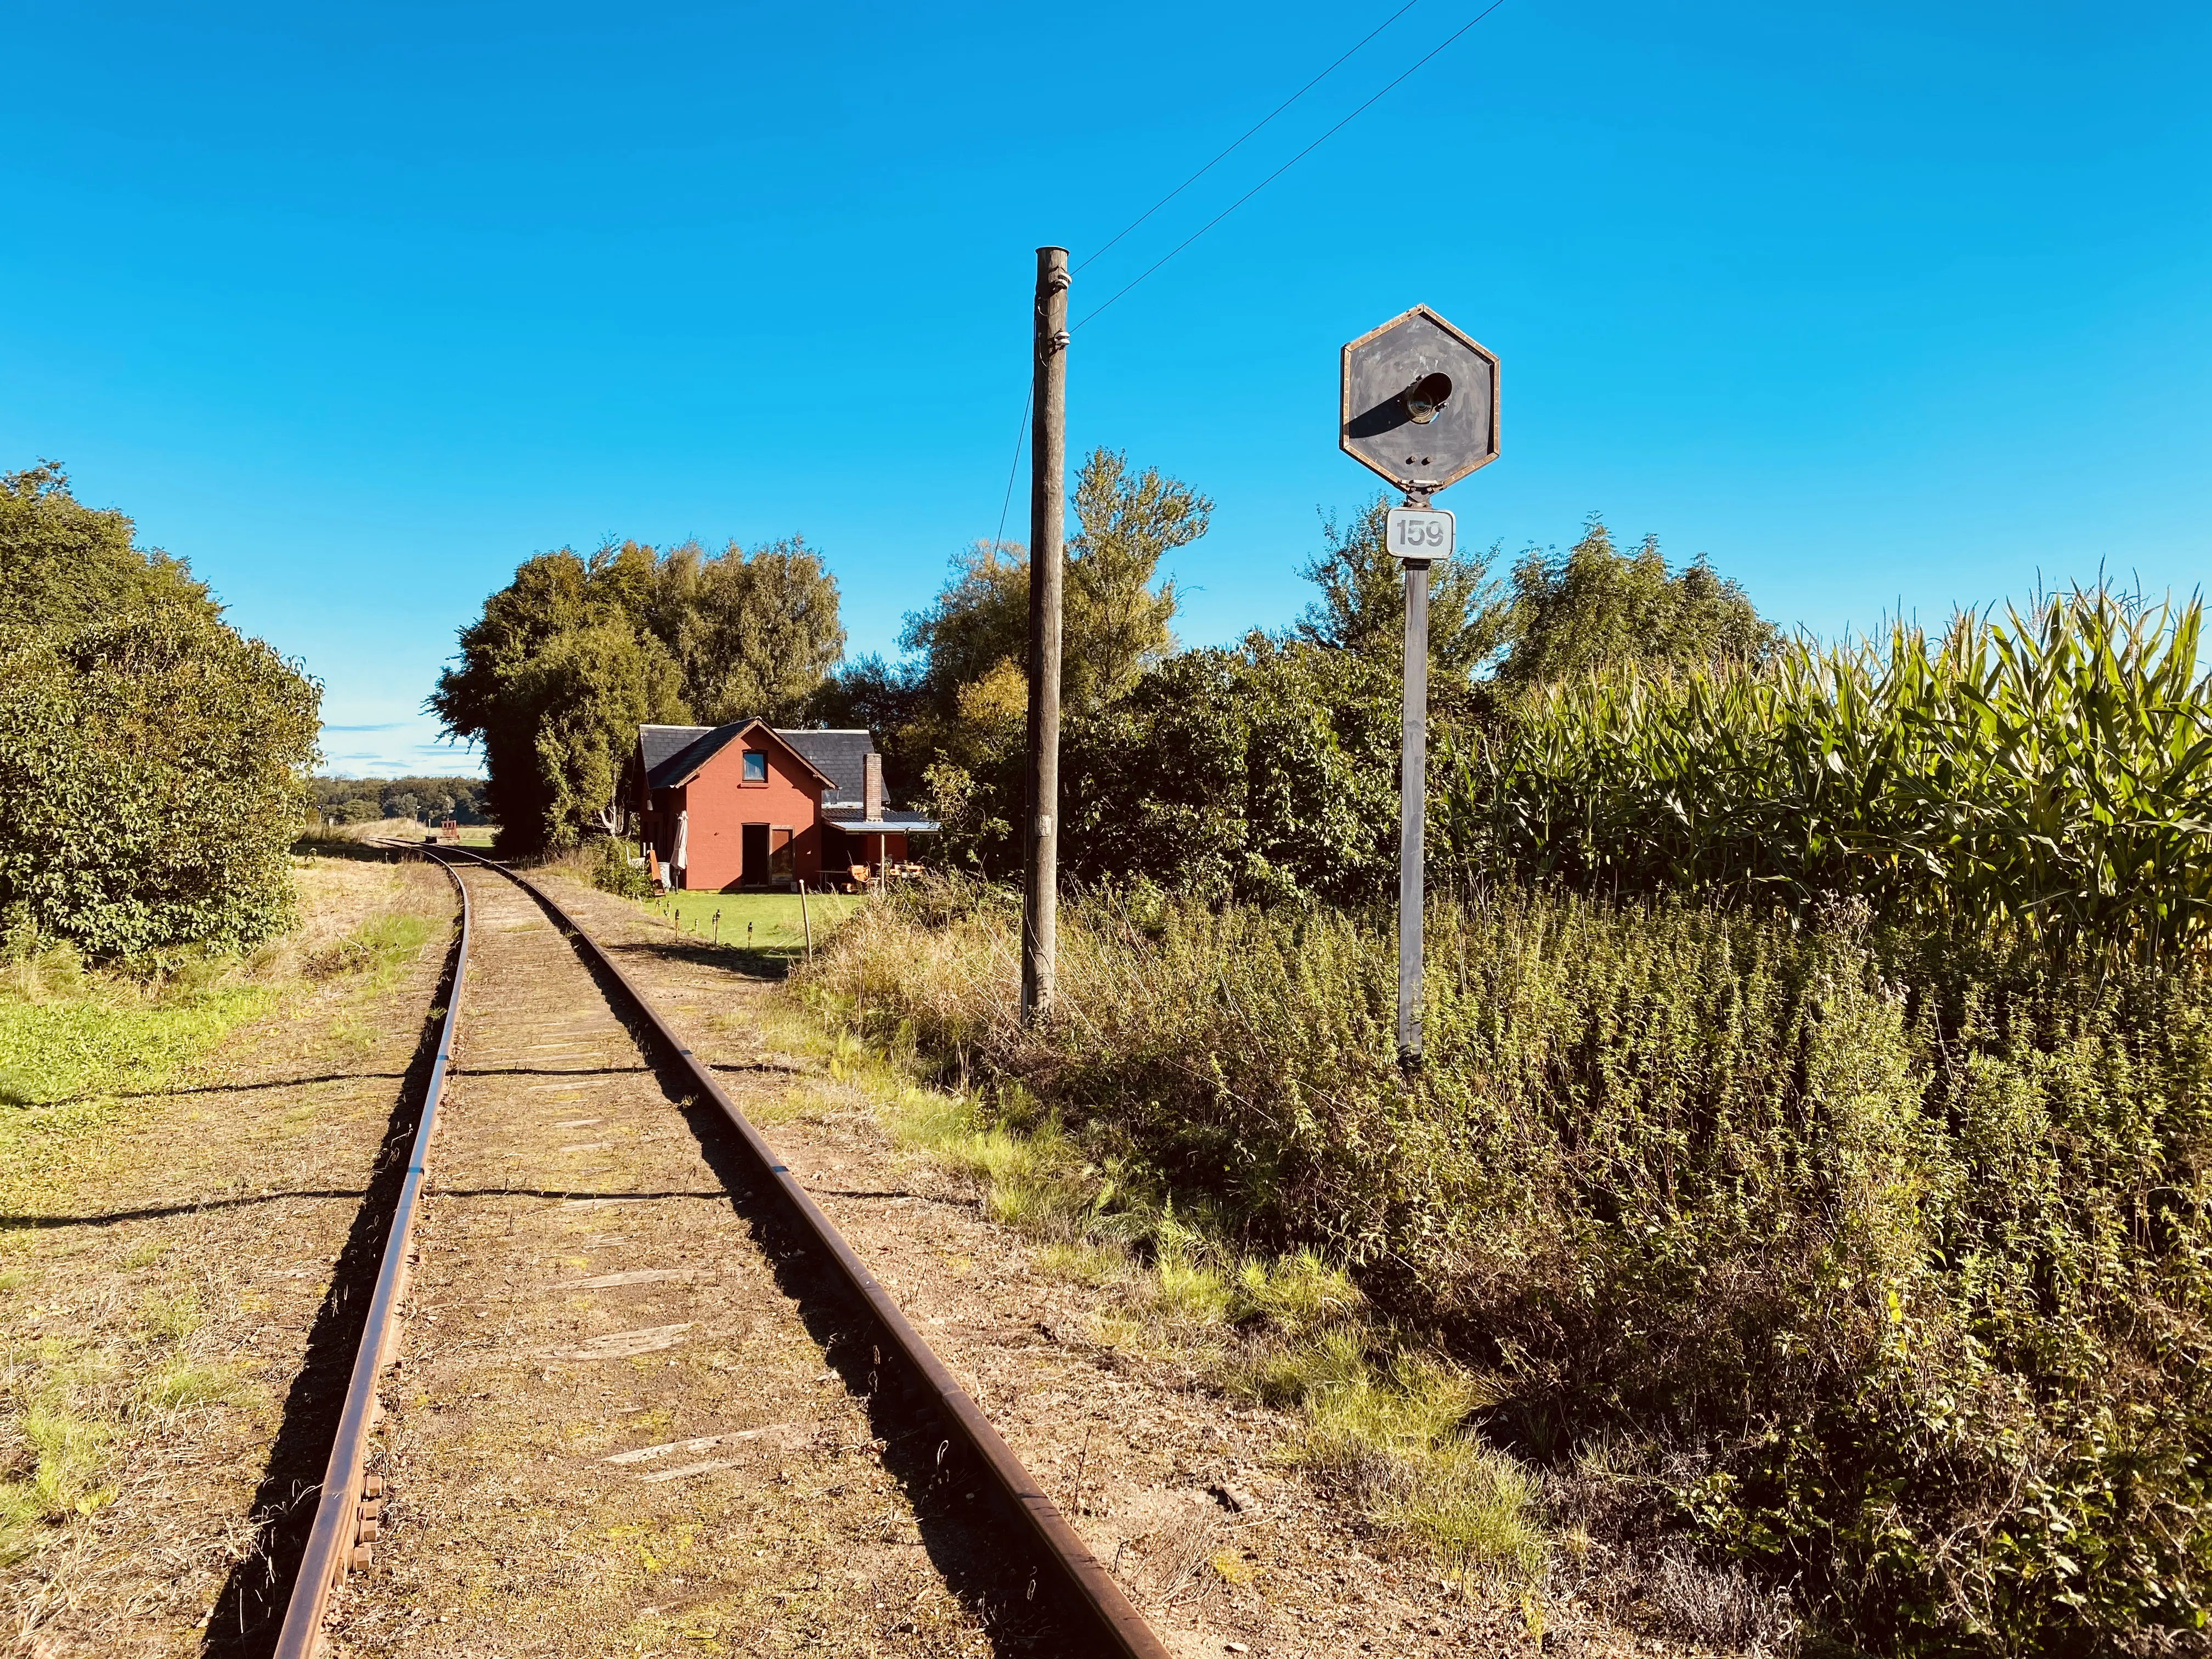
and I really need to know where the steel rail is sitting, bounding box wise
[445,848,1173,1659]
[271,849,472,1659]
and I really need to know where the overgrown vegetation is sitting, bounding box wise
[781,1008,1560,1615]
[1442,587,2212,960]
[842,503,1771,896]
[428,428,2207,1655]
[589,834,655,900]
[0,463,320,958]
[800,870,2212,1654]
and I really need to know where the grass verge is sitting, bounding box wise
[758,1000,1557,1617]
[0,856,453,1570]
[783,872,2212,1656]
[537,839,867,969]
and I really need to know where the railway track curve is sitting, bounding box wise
[275,847,1168,1658]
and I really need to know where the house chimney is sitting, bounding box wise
[863,752,884,822]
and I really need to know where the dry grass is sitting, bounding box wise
[762,983,1559,1614]
[0,859,444,1187]
[0,855,455,1630]
[303,816,492,847]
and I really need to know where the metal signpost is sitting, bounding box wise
[1339,305,1500,1066]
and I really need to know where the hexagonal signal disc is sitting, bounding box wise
[1340,305,1499,494]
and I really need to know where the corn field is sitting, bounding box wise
[1438,586,2212,960]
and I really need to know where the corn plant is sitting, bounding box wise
[1437,586,2212,961]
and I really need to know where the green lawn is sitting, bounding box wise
[642,888,863,955]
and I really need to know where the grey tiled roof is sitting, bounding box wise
[824,806,940,833]
[639,724,713,775]
[776,729,873,805]
[640,723,738,790]
[637,722,872,795]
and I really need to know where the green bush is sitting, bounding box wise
[0,610,320,957]
[1,461,213,633]
[589,837,653,900]
[1059,634,1407,906]
[805,876,2212,1653]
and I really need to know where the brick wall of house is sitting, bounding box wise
[666,736,828,891]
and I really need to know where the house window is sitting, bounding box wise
[742,751,767,782]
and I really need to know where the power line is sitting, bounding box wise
[1073,0,1426,276]
[992,386,1035,553]
[1073,0,1514,333]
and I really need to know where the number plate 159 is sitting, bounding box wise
[1386,506,1454,563]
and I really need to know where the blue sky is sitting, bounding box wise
[4,2,2205,777]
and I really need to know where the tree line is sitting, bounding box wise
[443,441,1769,898]
[311,776,491,826]
[428,533,845,852]
[877,498,1769,906]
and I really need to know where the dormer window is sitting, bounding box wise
[742,751,768,782]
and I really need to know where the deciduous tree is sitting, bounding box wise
[1,461,216,630]
[659,535,845,725]
[435,531,847,852]
[1296,492,1506,679]
[1066,448,1206,709]
[430,542,684,851]
[896,539,1030,709]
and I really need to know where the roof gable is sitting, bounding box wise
[640,719,836,792]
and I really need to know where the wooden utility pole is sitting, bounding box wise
[1021,245,1070,1026]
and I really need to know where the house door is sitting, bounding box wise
[741,822,770,886]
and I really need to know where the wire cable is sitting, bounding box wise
[1074,0,1426,275]
[991,386,1035,553]
[1073,0,1513,332]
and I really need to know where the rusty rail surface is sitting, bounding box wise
[454,849,1174,1659]
[270,849,471,1659]
[276,844,1172,1659]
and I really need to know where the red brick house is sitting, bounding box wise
[628,721,938,891]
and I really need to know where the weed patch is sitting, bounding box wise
[797,872,2212,1655]
[772,984,1553,1611]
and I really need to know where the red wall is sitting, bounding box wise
[656,734,830,891]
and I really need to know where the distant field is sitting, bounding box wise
[303,817,495,848]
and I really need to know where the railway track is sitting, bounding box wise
[275,849,1167,1658]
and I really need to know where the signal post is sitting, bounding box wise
[1338,306,1500,1067]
